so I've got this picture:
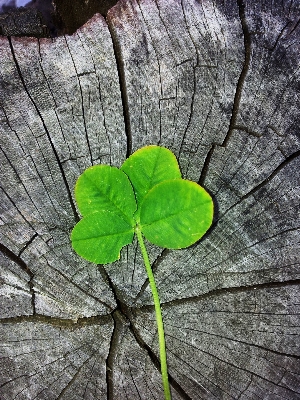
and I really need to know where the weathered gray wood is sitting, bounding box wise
[0,13,125,320]
[133,285,300,399]
[0,253,32,317]
[0,317,113,398]
[106,311,183,399]
[1,0,300,399]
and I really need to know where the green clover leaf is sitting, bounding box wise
[140,179,213,249]
[70,145,214,400]
[121,145,181,209]
[71,165,137,264]
[75,164,136,222]
[71,211,134,264]
[71,146,213,261]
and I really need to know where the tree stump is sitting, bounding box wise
[1,0,300,398]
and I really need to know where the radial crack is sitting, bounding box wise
[223,149,300,217]
[7,37,79,223]
[0,242,36,314]
[126,305,192,400]
[0,313,112,327]
[100,264,192,399]
[157,279,300,310]
[106,15,132,158]
[63,36,93,166]
[18,233,38,258]
[222,0,251,147]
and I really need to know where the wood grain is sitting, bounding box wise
[0,0,299,398]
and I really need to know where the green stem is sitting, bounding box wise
[136,226,171,400]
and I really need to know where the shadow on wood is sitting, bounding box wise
[0,0,299,398]
[0,0,119,36]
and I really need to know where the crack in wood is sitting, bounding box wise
[7,36,80,224]
[178,63,198,160]
[236,375,253,400]
[0,313,112,328]
[156,279,300,310]
[40,254,116,313]
[267,20,292,52]
[0,104,27,155]
[138,0,164,93]
[0,149,44,227]
[198,226,299,278]
[36,43,73,159]
[167,347,226,398]
[63,36,93,166]
[17,233,38,258]
[167,322,300,360]
[106,14,132,158]
[233,125,262,138]
[222,0,251,147]
[100,264,192,399]
[56,351,97,399]
[167,333,300,395]
[125,354,143,399]
[198,144,216,185]
[1,241,37,315]
[0,243,33,278]
[106,312,116,400]
[221,149,300,219]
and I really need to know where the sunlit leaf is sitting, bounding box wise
[75,165,136,224]
[70,145,214,400]
[71,211,134,264]
[121,145,181,210]
[71,146,214,257]
[140,179,213,249]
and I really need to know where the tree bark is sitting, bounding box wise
[0,0,299,399]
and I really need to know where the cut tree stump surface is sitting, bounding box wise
[0,0,300,399]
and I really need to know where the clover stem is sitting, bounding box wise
[136,226,171,400]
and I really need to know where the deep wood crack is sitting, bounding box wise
[100,264,192,399]
[0,242,36,314]
[0,313,112,328]
[63,36,93,166]
[222,0,252,147]
[106,14,132,158]
[157,279,300,310]
[7,36,80,224]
